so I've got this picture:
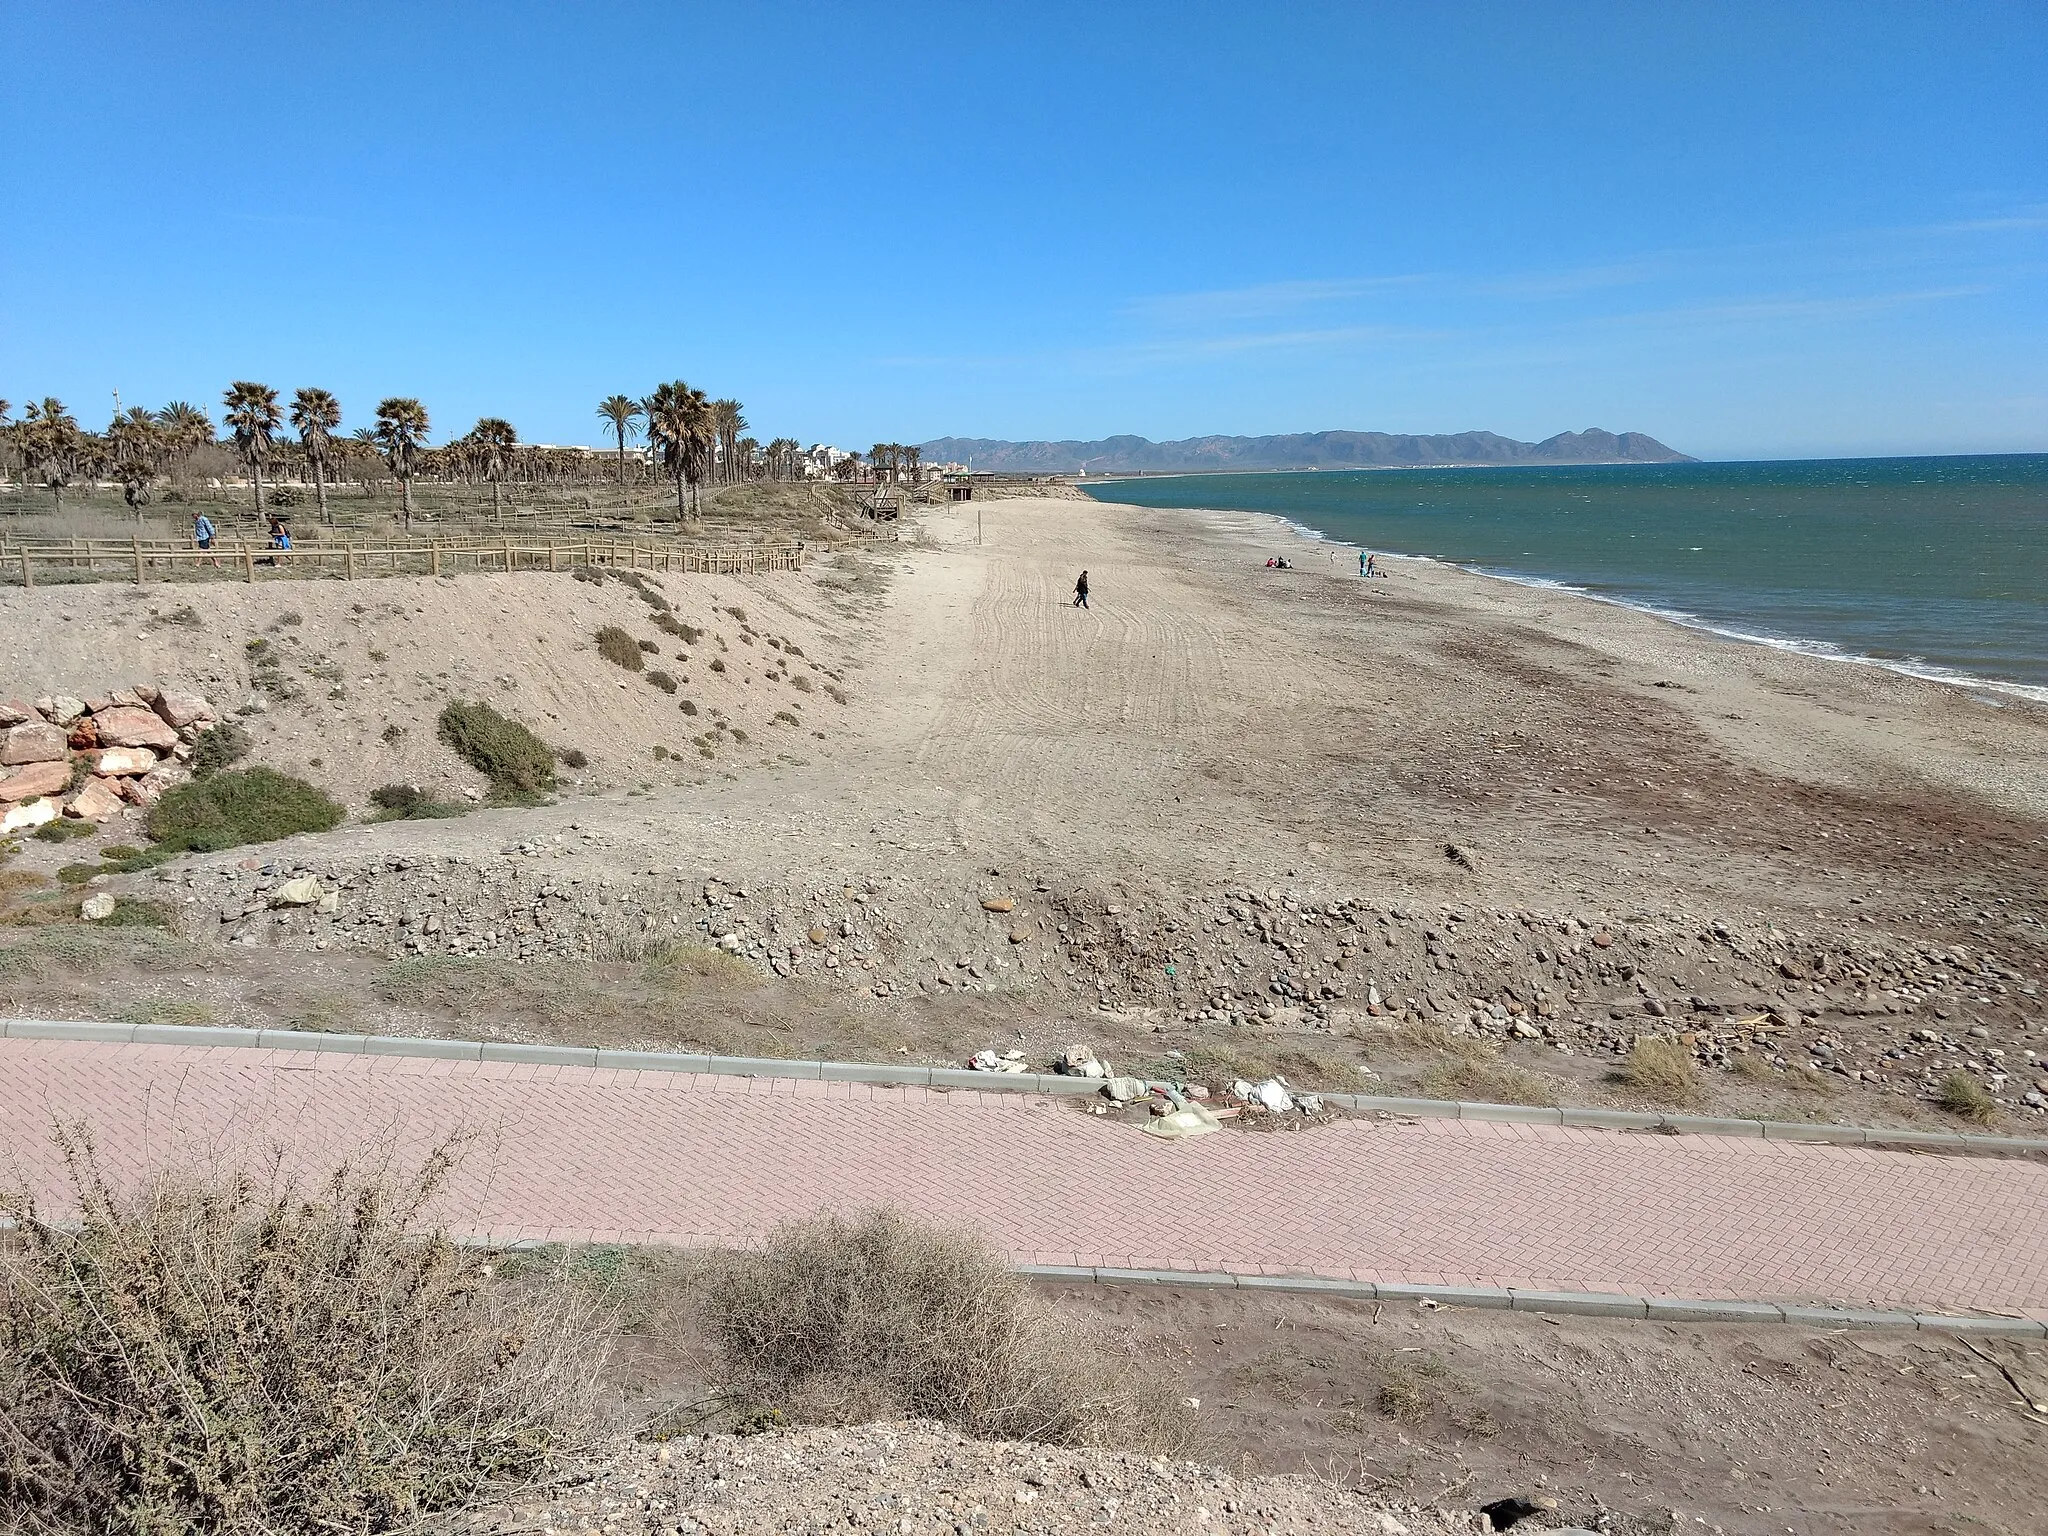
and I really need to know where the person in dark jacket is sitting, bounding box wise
[1072,570,1089,609]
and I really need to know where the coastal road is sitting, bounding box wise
[3,1037,2045,1319]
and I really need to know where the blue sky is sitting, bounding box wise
[3,1,2044,460]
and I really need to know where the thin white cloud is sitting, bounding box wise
[1605,285,1991,327]
[1123,275,1430,327]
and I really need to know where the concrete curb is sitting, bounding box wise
[5,1016,2046,1156]
[1011,1266,2048,1337]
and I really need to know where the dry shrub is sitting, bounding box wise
[0,1134,610,1534]
[1419,1052,1560,1107]
[1615,1036,1703,1108]
[702,1210,1193,1454]
[1390,1018,1494,1058]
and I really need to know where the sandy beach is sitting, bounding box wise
[6,491,2046,1129]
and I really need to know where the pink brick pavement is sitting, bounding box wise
[2,1039,2045,1314]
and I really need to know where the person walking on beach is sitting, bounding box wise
[193,510,217,567]
[1072,570,1089,609]
[1359,549,1367,577]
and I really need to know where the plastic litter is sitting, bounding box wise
[968,1048,1030,1073]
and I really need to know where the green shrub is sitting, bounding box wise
[97,845,142,862]
[594,626,642,671]
[57,864,99,885]
[558,747,588,769]
[32,819,93,844]
[381,722,405,744]
[646,670,678,694]
[790,673,815,693]
[679,699,697,716]
[436,701,555,798]
[1613,1036,1703,1108]
[148,767,344,853]
[191,720,252,777]
[370,784,423,813]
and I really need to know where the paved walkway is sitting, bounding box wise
[3,1040,2045,1316]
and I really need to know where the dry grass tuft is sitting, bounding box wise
[1614,1036,1704,1108]
[702,1210,1194,1454]
[595,625,643,672]
[1937,1070,1997,1124]
[1419,1052,1560,1107]
[0,1133,611,1533]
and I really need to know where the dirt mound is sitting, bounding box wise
[471,1422,1494,1535]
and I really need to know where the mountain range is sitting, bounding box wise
[916,428,1692,474]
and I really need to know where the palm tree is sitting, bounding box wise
[596,394,643,487]
[373,397,430,529]
[711,398,747,484]
[901,444,922,484]
[470,416,517,525]
[346,427,380,494]
[735,436,760,481]
[222,381,282,521]
[106,407,162,520]
[154,402,213,491]
[290,387,342,525]
[870,443,896,484]
[20,399,81,510]
[645,381,716,517]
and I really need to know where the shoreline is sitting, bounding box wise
[1111,495,2048,711]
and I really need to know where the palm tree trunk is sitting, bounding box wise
[401,476,413,530]
[674,473,685,517]
[314,459,330,524]
[251,462,264,521]
[493,477,503,527]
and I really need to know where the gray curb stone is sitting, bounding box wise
[6,1018,2047,1159]
[1644,1298,1788,1324]
[1510,1289,1650,1318]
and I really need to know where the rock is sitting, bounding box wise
[66,718,99,750]
[1060,1045,1106,1078]
[0,799,59,835]
[1103,1076,1147,1102]
[1009,928,1029,944]
[42,696,87,726]
[94,747,158,777]
[0,700,34,727]
[270,876,326,907]
[0,761,72,802]
[152,690,214,728]
[91,706,178,752]
[807,927,828,946]
[1371,1517,1409,1536]
[123,766,184,806]
[1592,931,1614,948]
[66,778,126,821]
[1,722,69,765]
[980,896,1015,913]
[79,893,116,922]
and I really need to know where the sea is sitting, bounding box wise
[1083,454,2048,702]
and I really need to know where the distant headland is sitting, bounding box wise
[916,427,1693,474]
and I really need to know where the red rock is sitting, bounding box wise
[1,722,68,765]
[0,700,34,727]
[94,747,158,776]
[153,690,216,728]
[92,706,178,751]
[1592,932,1614,948]
[127,766,185,806]
[66,778,126,822]
[0,761,72,802]
[67,718,100,751]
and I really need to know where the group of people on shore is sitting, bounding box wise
[1068,547,1386,612]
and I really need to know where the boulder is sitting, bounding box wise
[92,706,178,751]
[980,896,1015,913]
[94,747,159,777]
[270,876,325,907]
[41,696,87,726]
[66,779,126,821]
[0,700,34,727]
[1,722,68,765]
[80,893,116,922]
[153,690,215,728]
[123,766,186,806]
[66,718,99,750]
[0,761,71,803]
[0,799,58,835]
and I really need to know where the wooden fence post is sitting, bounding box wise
[502,538,512,574]
[548,544,558,572]
[132,537,144,585]
[345,544,356,580]
[431,545,441,578]
[243,545,255,583]
[20,551,32,590]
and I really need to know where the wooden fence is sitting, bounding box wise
[2,536,806,589]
